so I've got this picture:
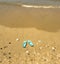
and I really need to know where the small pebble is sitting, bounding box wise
[8,52,11,55]
[26,51,29,53]
[26,51,30,55]
[16,38,19,41]
[9,57,11,59]
[38,40,42,43]
[0,48,3,50]
[9,42,11,44]
[52,47,56,51]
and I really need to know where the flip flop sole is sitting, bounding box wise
[27,40,34,47]
[23,41,27,48]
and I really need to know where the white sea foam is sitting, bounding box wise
[0,2,60,8]
[21,4,60,8]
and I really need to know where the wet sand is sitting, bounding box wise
[0,5,60,64]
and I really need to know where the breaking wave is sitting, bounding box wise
[21,4,60,8]
[0,2,60,8]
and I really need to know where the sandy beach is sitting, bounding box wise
[0,4,60,64]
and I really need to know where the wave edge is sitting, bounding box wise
[0,2,60,8]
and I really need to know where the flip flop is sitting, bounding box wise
[27,40,34,47]
[23,41,27,48]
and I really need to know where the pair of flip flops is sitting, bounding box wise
[23,40,34,48]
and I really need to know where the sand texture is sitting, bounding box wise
[0,5,60,64]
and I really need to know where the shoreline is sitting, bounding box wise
[0,2,60,8]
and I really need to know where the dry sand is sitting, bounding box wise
[0,4,60,64]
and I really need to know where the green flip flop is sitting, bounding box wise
[27,40,34,47]
[23,41,27,48]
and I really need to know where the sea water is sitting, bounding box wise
[0,0,60,5]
